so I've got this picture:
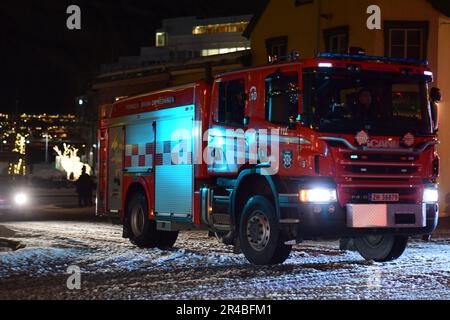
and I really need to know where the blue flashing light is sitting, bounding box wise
[318,52,428,67]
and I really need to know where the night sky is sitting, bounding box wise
[0,0,261,115]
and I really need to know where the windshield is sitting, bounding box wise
[302,68,433,135]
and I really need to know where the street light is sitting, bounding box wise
[43,134,51,163]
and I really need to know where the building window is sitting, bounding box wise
[266,36,288,59]
[295,0,314,6]
[218,79,246,126]
[385,21,429,60]
[156,32,167,47]
[324,26,349,54]
[201,47,250,57]
[193,22,249,35]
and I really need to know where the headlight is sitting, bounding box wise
[299,188,337,203]
[423,188,438,203]
[14,193,29,206]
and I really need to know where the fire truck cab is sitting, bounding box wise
[98,52,440,265]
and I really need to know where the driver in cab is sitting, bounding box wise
[353,88,379,121]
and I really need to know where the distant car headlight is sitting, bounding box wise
[14,193,29,206]
[299,188,337,203]
[423,188,438,203]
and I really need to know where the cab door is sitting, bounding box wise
[208,77,248,174]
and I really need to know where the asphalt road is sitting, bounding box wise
[0,195,449,300]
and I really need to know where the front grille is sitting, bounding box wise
[344,153,418,162]
[337,148,422,178]
[344,165,418,175]
[350,177,410,182]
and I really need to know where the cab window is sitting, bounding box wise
[218,79,246,126]
[265,72,299,125]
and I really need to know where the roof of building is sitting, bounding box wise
[243,0,450,38]
[428,0,450,17]
[242,0,269,38]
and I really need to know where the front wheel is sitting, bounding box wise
[354,234,408,262]
[239,196,292,265]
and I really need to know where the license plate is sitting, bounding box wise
[370,193,399,202]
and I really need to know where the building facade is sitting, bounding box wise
[93,51,251,111]
[244,0,450,217]
[100,15,252,74]
[93,14,257,121]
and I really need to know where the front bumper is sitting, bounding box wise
[280,200,439,239]
[347,203,427,229]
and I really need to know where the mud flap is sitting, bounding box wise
[233,236,242,254]
[122,221,131,239]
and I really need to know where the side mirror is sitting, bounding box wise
[430,88,441,132]
[430,87,441,103]
[288,116,298,130]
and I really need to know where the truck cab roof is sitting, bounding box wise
[216,52,431,79]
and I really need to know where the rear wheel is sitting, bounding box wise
[239,196,292,265]
[127,192,179,249]
[127,192,160,248]
[354,234,408,262]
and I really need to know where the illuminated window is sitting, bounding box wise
[192,22,249,35]
[156,32,167,47]
[201,47,250,57]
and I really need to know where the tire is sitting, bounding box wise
[215,231,235,246]
[158,231,179,249]
[127,192,161,248]
[354,234,408,262]
[239,196,292,265]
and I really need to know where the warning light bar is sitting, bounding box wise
[318,62,333,68]
[318,52,428,67]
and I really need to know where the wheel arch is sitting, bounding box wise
[230,169,281,227]
[123,182,150,220]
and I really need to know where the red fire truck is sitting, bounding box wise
[97,52,440,265]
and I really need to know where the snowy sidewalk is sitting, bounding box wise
[1,221,449,300]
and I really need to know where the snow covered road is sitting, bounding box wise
[0,219,449,300]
